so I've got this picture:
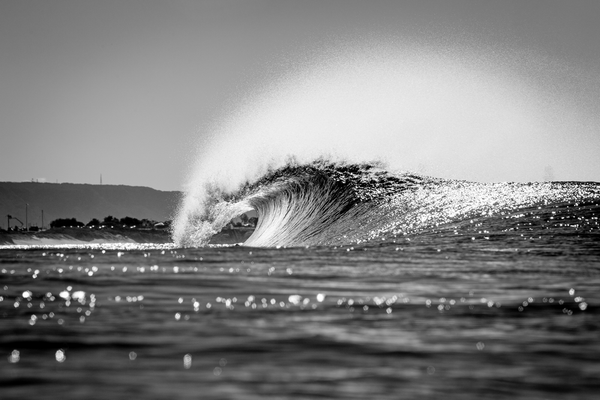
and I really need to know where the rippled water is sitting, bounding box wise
[1,205,599,399]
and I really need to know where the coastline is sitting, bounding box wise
[0,226,256,246]
[0,227,172,246]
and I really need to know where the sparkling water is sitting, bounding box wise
[2,200,599,399]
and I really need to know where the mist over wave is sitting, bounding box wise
[174,41,599,246]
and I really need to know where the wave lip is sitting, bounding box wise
[175,159,600,248]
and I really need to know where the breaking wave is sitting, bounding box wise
[173,159,600,247]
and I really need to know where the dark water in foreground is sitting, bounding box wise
[1,206,599,399]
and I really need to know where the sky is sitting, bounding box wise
[1,0,599,191]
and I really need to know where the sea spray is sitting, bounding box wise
[174,182,253,247]
[175,41,598,244]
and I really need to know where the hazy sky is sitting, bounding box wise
[1,0,599,191]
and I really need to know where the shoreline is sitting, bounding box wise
[0,227,172,245]
[0,226,256,246]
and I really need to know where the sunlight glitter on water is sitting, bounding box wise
[55,349,66,363]
[0,243,179,251]
[1,210,599,400]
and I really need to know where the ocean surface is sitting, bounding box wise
[2,161,599,399]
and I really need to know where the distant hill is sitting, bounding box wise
[0,182,181,229]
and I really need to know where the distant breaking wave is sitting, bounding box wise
[173,159,600,247]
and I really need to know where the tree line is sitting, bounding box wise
[48,213,257,230]
[49,216,170,229]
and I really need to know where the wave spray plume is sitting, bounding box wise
[173,41,600,246]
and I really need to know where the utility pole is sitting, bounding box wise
[25,203,28,231]
[100,174,103,185]
[42,210,44,230]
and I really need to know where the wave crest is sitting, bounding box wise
[174,159,600,247]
